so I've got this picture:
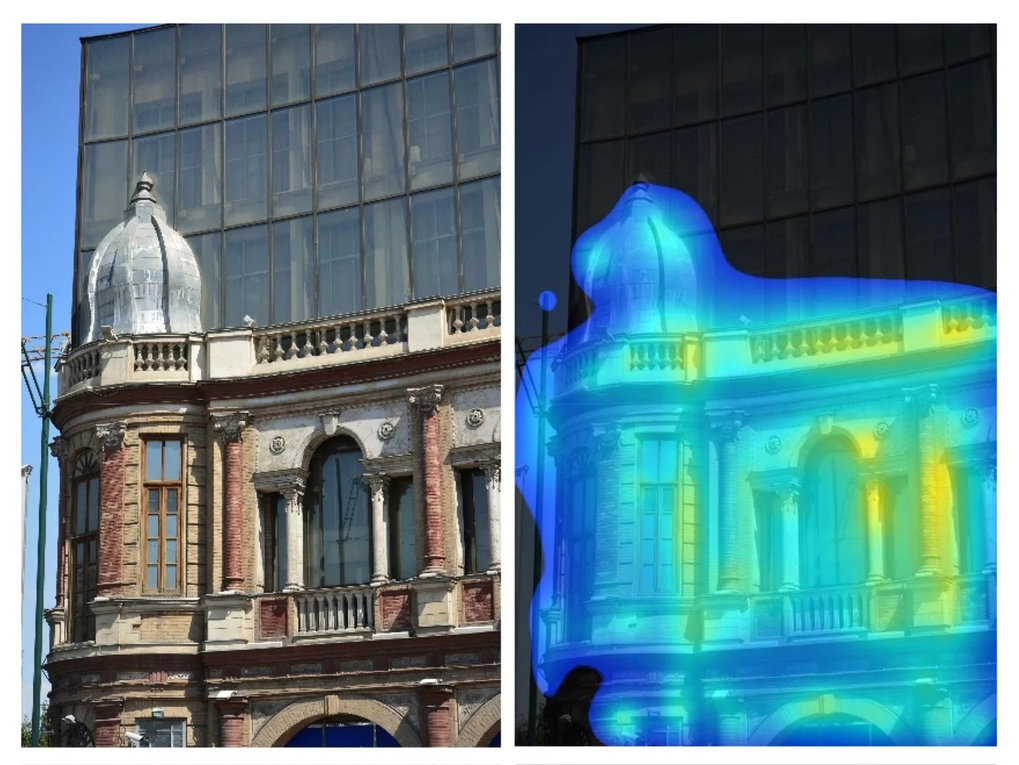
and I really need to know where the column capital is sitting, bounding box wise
[904,384,939,415]
[364,473,390,497]
[49,437,71,464]
[95,421,127,451]
[595,425,620,457]
[775,479,801,503]
[407,384,443,412]
[480,461,501,488]
[281,483,305,505]
[710,412,745,443]
[212,411,249,443]
[980,454,996,488]
[215,695,250,713]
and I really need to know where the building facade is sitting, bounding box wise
[46,23,501,748]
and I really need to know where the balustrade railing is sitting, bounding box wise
[628,339,684,371]
[942,295,996,336]
[61,345,101,387]
[133,339,189,372]
[788,586,869,634]
[295,586,374,635]
[254,308,407,366]
[447,293,500,335]
[750,313,902,364]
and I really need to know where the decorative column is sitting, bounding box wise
[712,415,743,592]
[49,438,70,608]
[92,699,124,747]
[282,483,305,591]
[777,480,801,591]
[408,385,445,575]
[481,462,501,572]
[981,455,996,572]
[419,684,455,746]
[95,422,127,597]
[864,475,886,583]
[213,412,249,592]
[366,474,390,583]
[914,681,951,745]
[909,385,941,575]
[217,697,249,747]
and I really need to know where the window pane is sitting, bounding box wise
[361,82,405,200]
[718,224,765,276]
[813,207,857,277]
[166,491,178,515]
[166,540,178,565]
[627,132,671,188]
[946,24,990,63]
[408,72,453,189]
[88,478,100,531]
[766,25,806,106]
[186,232,222,329]
[315,24,356,97]
[406,24,448,74]
[166,565,177,590]
[855,83,901,200]
[164,442,181,480]
[460,178,500,292]
[810,95,854,209]
[389,477,416,580]
[75,482,87,535]
[148,489,159,513]
[720,115,763,225]
[146,441,162,481]
[364,197,409,308]
[579,35,625,140]
[949,60,995,180]
[225,114,267,225]
[180,24,222,124]
[272,216,314,323]
[853,24,896,86]
[454,59,500,181]
[359,24,401,85]
[810,24,851,97]
[906,189,953,281]
[767,104,808,217]
[224,224,269,326]
[271,104,312,217]
[627,27,672,133]
[673,124,718,226]
[148,514,159,538]
[226,24,266,115]
[858,198,904,279]
[766,215,810,278]
[953,179,996,290]
[898,24,943,76]
[902,72,948,188]
[147,565,158,590]
[85,36,129,139]
[81,140,128,248]
[316,95,358,209]
[270,24,310,106]
[470,469,491,572]
[452,24,496,62]
[132,132,176,223]
[674,25,718,125]
[178,123,222,234]
[411,187,458,298]
[318,207,362,316]
[721,25,761,116]
[132,27,176,133]
[576,140,625,235]
[148,540,160,563]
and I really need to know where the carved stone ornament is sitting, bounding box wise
[873,421,890,440]
[95,421,127,451]
[711,414,744,443]
[595,426,620,457]
[212,411,249,443]
[481,462,501,488]
[377,421,396,440]
[765,435,782,454]
[49,437,71,463]
[466,408,485,428]
[407,384,443,412]
[961,408,980,428]
[269,434,287,455]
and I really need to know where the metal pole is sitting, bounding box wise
[31,293,52,746]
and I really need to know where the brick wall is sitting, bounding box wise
[461,579,494,623]
[379,586,412,631]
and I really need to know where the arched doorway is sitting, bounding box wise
[283,715,400,747]
[775,713,894,745]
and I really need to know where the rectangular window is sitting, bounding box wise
[767,104,808,217]
[142,439,183,593]
[454,59,500,180]
[81,140,128,249]
[388,476,416,580]
[627,27,672,133]
[314,24,356,97]
[316,95,359,209]
[225,24,267,116]
[809,24,851,98]
[317,207,362,316]
[224,224,269,326]
[673,123,718,227]
[753,492,782,592]
[638,438,679,593]
[186,231,222,329]
[271,104,312,217]
[225,114,267,225]
[855,83,901,200]
[902,72,948,189]
[459,468,491,574]
[721,25,762,116]
[408,71,453,190]
[406,24,448,75]
[137,718,186,748]
[361,82,406,200]
[810,95,854,209]
[261,493,287,592]
[271,216,313,323]
[359,24,401,86]
[71,452,101,643]
[578,35,625,140]
[411,187,458,298]
[132,27,176,133]
[270,24,311,107]
[179,24,222,125]
[720,115,763,225]
[460,178,500,293]
[132,132,176,223]
[84,36,129,140]
[177,122,222,234]
[365,197,410,309]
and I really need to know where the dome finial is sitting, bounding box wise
[130,171,158,204]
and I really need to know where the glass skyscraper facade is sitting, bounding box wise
[74,23,500,343]
[571,23,995,326]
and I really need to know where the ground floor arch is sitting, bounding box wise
[455,694,501,746]
[952,693,996,745]
[749,695,914,745]
[250,695,423,747]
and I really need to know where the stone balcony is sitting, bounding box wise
[56,290,501,398]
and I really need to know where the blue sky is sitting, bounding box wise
[19,22,140,722]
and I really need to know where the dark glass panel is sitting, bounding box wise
[186,231,222,329]
[460,177,500,292]
[166,489,178,513]
[766,215,809,277]
[575,140,625,235]
[899,24,943,76]
[810,24,851,97]
[946,24,991,63]
[272,216,314,323]
[452,24,496,62]
[408,71,453,189]
[81,139,128,248]
[146,441,162,481]
[454,59,500,180]
[720,115,763,225]
[411,187,458,298]
[314,24,356,97]
[627,131,671,187]
[674,24,718,125]
[359,24,401,85]
[85,36,129,139]
[721,25,761,116]
[855,83,901,200]
[87,477,99,531]
[673,123,718,226]
[365,197,410,308]
[177,122,222,234]
[317,207,362,316]
[148,490,159,513]
[224,224,269,326]
[316,95,358,209]
[180,24,222,124]
[813,207,857,276]
[765,24,806,105]
[132,27,176,133]
[132,132,176,223]
[578,35,625,140]
[271,104,313,217]
[953,179,996,290]
[460,468,490,574]
[225,114,268,225]
[627,27,672,133]
[270,24,311,106]
[949,60,995,180]
[858,198,904,279]
[389,476,417,580]
[810,95,854,209]
[405,24,448,75]
[75,482,87,535]
[361,82,405,200]
[766,104,808,217]
[902,72,948,188]
[718,224,765,276]
[853,24,896,86]
[164,441,181,480]
[225,25,267,115]
[906,189,953,281]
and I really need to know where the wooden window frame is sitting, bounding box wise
[141,437,185,594]
[70,450,101,643]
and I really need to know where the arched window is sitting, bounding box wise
[565,448,596,641]
[70,451,100,643]
[800,436,865,587]
[304,437,370,587]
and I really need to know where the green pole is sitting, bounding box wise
[31,293,52,746]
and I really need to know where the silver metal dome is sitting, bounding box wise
[85,173,202,342]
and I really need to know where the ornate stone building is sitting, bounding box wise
[45,173,502,746]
